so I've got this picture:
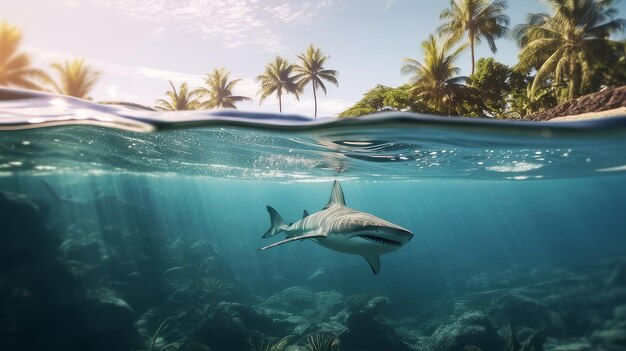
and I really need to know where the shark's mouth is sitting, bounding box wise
[357,235,401,247]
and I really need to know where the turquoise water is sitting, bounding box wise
[1,88,626,351]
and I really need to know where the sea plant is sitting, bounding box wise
[142,316,182,351]
[248,335,292,351]
[306,333,341,351]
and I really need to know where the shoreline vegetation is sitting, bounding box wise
[0,0,625,120]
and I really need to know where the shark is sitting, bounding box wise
[259,181,414,274]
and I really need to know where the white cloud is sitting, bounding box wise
[265,2,332,25]
[129,67,205,86]
[384,0,396,10]
[64,0,80,7]
[87,0,335,52]
[152,26,166,37]
[105,85,138,101]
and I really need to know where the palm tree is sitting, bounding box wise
[402,34,471,115]
[155,81,199,111]
[256,56,301,113]
[439,0,510,75]
[0,21,48,89]
[515,0,625,101]
[293,45,339,118]
[48,59,101,99]
[193,68,252,109]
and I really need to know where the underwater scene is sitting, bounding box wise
[2,90,626,351]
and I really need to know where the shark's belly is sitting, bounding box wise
[314,233,399,255]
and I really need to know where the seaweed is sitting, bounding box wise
[248,335,292,351]
[136,316,210,351]
[306,333,342,351]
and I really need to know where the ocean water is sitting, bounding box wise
[1,88,626,351]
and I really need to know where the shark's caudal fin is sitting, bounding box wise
[323,180,346,210]
[263,206,288,238]
[363,255,381,275]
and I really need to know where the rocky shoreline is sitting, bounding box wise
[528,86,626,122]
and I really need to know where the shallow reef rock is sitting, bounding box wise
[261,286,346,321]
[0,191,137,351]
[488,294,561,335]
[70,292,136,351]
[608,263,626,288]
[342,295,413,351]
[195,301,289,351]
[425,311,503,351]
[0,191,57,269]
[589,304,626,351]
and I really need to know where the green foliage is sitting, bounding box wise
[470,58,512,117]
[439,0,510,75]
[507,65,558,118]
[0,21,48,90]
[155,81,200,111]
[338,85,429,117]
[293,45,339,118]
[193,68,252,109]
[402,34,474,116]
[515,0,626,102]
[257,56,301,113]
[48,58,101,99]
[595,40,626,89]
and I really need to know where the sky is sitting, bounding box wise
[5,0,626,116]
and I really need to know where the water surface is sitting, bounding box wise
[1,88,625,351]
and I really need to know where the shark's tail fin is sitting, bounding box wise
[263,206,288,238]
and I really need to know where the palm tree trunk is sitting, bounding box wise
[568,61,579,100]
[470,39,475,76]
[278,93,282,113]
[312,81,318,118]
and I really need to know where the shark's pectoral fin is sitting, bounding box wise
[363,255,381,275]
[258,231,328,251]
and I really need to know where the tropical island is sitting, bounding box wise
[1,0,625,120]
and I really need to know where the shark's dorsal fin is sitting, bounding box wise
[323,181,346,209]
[303,210,310,219]
[363,255,381,275]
